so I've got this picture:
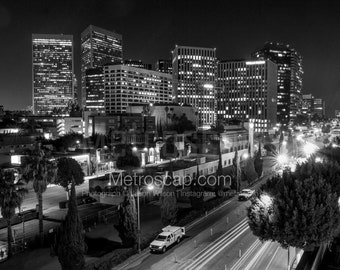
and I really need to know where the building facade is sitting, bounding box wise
[57,117,84,136]
[32,34,74,115]
[313,98,325,118]
[301,94,314,119]
[156,59,172,74]
[126,103,197,129]
[81,25,123,108]
[103,65,173,114]
[216,60,277,133]
[252,42,303,126]
[85,67,105,113]
[172,46,217,127]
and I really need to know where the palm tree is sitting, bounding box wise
[22,143,56,245]
[0,169,27,257]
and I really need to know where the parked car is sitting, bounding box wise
[149,226,185,253]
[238,189,255,201]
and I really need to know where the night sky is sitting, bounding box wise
[0,0,339,116]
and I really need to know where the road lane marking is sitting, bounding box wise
[243,241,271,270]
[181,219,249,270]
[264,244,280,270]
[230,239,262,270]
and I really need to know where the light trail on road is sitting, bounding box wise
[180,218,249,270]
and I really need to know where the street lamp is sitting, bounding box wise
[277,154,288,166]
[315,157,322,163]
[243,153,249,160]
[303,142,318,156]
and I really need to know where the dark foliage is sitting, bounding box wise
[241,157,258,184]
[254,143,263,178]
[55,183,86,270]
[21,143,57,246]
[0,170,27,257]
[114,189,138,247]
[166,113,196,133]
[160,136,179,160]
[52,133,84,152]
[116,145,140,171]
[160,175,178,225]
[56,158,85,191]
[190,172,205,210]
[264,143,277,154]
[248,160,340,250]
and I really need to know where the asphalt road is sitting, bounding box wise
[113,173,273,270]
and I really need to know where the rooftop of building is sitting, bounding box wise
[32,33,73,40]
[81,24,122,39]
[128,102,193,108]
[173,45,217,51]
[103,64,172,77]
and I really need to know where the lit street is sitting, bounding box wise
[1,1,339,269]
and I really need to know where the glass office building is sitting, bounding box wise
[217,60,278,133]
[172,46,217,127]
[81,25,123,109]
[32,34,74,115]
[252,42,303,126]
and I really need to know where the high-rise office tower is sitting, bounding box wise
[302,94,314,119]
[104,65,173,114]
[85,67,105,113]
[252,42,303,126]
[216,60,277,133]
[172,46,217,126]
[156,59,172,74]
[313,98,325,118]
[32,34,74,115]
[81,25,123,109]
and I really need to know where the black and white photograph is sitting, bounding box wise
[0,0,340,269]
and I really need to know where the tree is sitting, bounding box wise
[167,113,196,133]
[323,138,330,146]
[55,158,85,193]
[160,137,179,225]
[55,177,86,270]
[264,143,277,155]
[241,157,257,184]
[287,132,294,154]
[116,145,141,171]
[279,132,284,151]
[322,124,331,134]
[248,162,340,250]
[21,144,57,245]
[0,170,27,257]
[254,142,263,178]
[115,145,139,247]
[190,167,204,210]
[214,133,224,197]
[294,158,340,196]
[231,150,241,191]
[160,175,178,225]
[114,189,138,247]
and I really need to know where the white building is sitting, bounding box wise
[172,46,217,127]
[104,65,173,114]
[217,60,278,133]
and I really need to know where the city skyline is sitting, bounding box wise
[0,0,340,116]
